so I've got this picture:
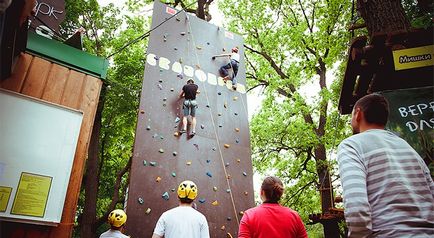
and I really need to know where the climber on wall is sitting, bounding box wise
[213,46,240,90]
[179,78,200,137]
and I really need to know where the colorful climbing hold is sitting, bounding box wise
[218,113,222,116]
[140,110,145,114]
[143,160,147,166]
[206,159,211,163]
[171,188,175,192]
[212,200,219,206]
[225,162,230,167]
[170,88,174,92]
[227,174,231,179]
[154,56,159,60]
[236,139,240,143]
[244,191,248,196]
[224,102,227,108]
[206,172,212,177]
[145,208,151,214]
[219,125,223,128]
[196,45,202,50]
[174,132,180,137]
[227,217,232,221]
[172,151,178,156]
[175,116,181,123]
[199,198,206,203]
[158,84,163,90]
[206,104,210,108]
[152,133,158,138]
[177,74,183,79]
[237,159,241,163]
[156,176,162,182]
[146,125,151,130]
[239,211,244,215]
[159,79,163,83]
[171,172,176,177]
[150,161,157,166]
[220,225,225,230]
[233,96,238,101]
[138,197,144,204]
[227,233,234,238]
[180,31,186,35]
[213,186,218,191]
[159,148,164,153]
[162,192,170,200]
[226,189,231,193]
[235,128,240,132]
[243,172,247,176]
[218,92,222,95]
[195,64,201,69]
[200,124,205,129]
[212,147,216,151]
[163,97,167,101]
[160,135,164,140]
[224,144,230,148]
[186,161,192,165]
[234,112,238,116]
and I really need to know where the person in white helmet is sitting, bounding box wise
[214,46,240,90]
[99,209,129,238]
[152,180,210,238]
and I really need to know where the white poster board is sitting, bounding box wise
[0,89,83,225]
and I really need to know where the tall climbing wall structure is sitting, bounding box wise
[125,1,254,237]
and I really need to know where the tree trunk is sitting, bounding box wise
[80,87,106,238]
[357,0,411,37]
[196,0,206,20]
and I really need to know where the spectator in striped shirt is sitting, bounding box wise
[337,93,434,237]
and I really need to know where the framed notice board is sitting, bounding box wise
[0,89,83,225]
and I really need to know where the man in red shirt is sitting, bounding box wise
[238,176,308,238]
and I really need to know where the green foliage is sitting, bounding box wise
[220,0,352,234]
[402,0,434,28]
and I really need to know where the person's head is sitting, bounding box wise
[351,93,389,134]
[177,180,198,204]
[260,176,284,203]
[187,78,194,84]
[232,47,239,53]
[107,209,127,230]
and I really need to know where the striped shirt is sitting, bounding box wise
[337,129,434,237]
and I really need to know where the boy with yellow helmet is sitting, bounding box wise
[152,180,210,238]
[99,209,130,238]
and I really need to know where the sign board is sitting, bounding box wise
[382,86,433,161]
[30,0,65,38]
[0,89,83,225]
[392,45,434,71]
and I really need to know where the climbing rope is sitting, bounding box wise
[184,11,241,225]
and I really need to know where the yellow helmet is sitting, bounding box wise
[108,209,127,227]
[177,180,198,200]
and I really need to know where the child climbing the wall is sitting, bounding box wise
[179,78,200,137]
[213,47,240,90]
[99,209,130,238]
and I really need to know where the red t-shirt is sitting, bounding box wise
[238,203,308,238]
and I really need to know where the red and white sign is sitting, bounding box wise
[166,6,177,15]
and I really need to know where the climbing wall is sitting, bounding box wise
[125,1,254,237]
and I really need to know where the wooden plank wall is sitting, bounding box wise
[0,53,102,238]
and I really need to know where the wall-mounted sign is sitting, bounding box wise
[29,0,65,38]
[392,45,434,71]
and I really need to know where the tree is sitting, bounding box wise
[219,0,352,236]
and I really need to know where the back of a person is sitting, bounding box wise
[349,129,434,236]
[99,229,129,238]
[241,204,305,238]
[183,83,198,100]
[161,206,207,238]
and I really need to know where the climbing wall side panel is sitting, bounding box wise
[126,2,254,238]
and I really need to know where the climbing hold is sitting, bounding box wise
[158,79,163,83]
[218,113,222,116]
[143,160,147,166]
[179,58,183,63]
[233,96,238,101]
[243,172,247,176]
[237,159,241,163]
[158,84,163,90]
[146,125,151,130]
[206,104,210,108]
[160,135,164,140]
[163,38,167,42]
[174,132,180,137]
[213,187,218,191]
[219,125,222,128]
[226,189,231,193]
[180,31,186,35]
[196,45,202,50]
[171,172,176,177]
[138,197,144,204]
[225,162,230,167]
[162,192,170,200]
[159,69,163,72]
[152,133,158,138]
[222,48,226,52]
[193,144,199,150]
[156,176,162,182]
[177,74,183,79]
[220,225,225,230]
[207,42,210,45]
[163,97,167,101]
[195,64,201,69]
[145,208,151,214]
[200,124,205,129]
[236,139,240,143]
[154,56,159,60]
[206,172,212,177]
[171,188,176,192]
[212,147,216,151]
[218,92,222,95]
[227,174,231,179]
[227,217,232,221]
[224,102,227,108]
[163,103,166,107]
[239,211,244,215]
[199,198,206,203]
[186,161,192,165]
[174,47,178,50]
[140,110,145,114]
[235,128,240,132]
[159,148,164,153]
[244,191,248,196]
[234,112,238,116]
[150,161,157,166]
[227,233,233,238]
[206,159,210,163]
[224,144,230,148]
[175,116,181,123]
[170,88,174,92]
[172,151,177,156]
[176,17,180,21]
[212,200,219,206]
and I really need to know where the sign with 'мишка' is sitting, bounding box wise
[392,45,434,71]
